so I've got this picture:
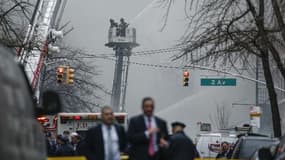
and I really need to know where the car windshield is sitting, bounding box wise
[239,138,277,158]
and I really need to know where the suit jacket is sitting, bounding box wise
[127,114,169,160]
[85,123,126,160]
[167,131,199,160]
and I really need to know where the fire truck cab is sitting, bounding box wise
[38,112,128,138]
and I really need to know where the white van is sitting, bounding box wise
[196,132,237,158]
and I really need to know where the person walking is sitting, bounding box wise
[127,97,169,160]
[167,122,200,160]
[85,106,126,160]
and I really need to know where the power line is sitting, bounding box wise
[132,45,186,56]
[80,55,285,93]
[52,53,285,92]
[83,45,187,58]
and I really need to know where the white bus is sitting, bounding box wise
[37,112,128,138]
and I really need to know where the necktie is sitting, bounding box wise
[148,117,155,157]
[107,126,113,160]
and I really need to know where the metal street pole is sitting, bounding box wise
[256,57,259,106]
[111,48,124,112]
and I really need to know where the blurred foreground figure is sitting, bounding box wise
[85,106,126,160]
[0,44,46,160]
[127,97,169,160]
[167,122,200,160]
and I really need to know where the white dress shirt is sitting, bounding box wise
[144,116,159,152]
[102,124,120,160]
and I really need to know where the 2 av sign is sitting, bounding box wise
[200,78,237,86]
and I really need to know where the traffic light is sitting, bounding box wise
[66,66,75,84]
[57,66,65,83]
[183,70,190,86]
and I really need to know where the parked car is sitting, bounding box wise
[250,145,278,160]
[229,134,279,159]
[250,136,285,160]
[273,136,285,160]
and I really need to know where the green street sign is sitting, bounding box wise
[200,78,237,86]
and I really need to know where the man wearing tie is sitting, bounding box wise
[127,97,169,160]
[85,106,126,160]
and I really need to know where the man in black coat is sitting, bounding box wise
[85,106,126,160]
[127,97,169,160]
[55,135,74,156]
[167,122,199,160]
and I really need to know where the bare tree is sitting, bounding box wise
[41,46,110,112]
[0,0,34,47]
[210,104,231,130]
[161,0,285,137]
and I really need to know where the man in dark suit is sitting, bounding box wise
[85,106,126,160]
[127,97,169,160]
[54,135,74,156]
[167,122,200,160]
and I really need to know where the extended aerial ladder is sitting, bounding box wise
[18,0,64,103]
[106,19,139,112]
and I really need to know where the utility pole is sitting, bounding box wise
[256,57,259,106]
[105,18,139,112]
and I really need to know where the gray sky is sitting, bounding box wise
[62,0,256,137]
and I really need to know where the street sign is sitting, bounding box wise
[200,78,237,86]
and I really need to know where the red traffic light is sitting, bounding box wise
[183,71,190,87]
[57,67,64,73]
[183,71,189,77]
